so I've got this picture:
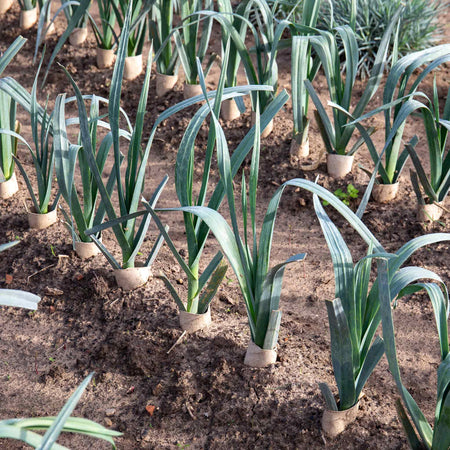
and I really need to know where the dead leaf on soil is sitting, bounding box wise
[5,274,13,284]
[145,405,155,416]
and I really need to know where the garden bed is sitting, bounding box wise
[0,3,450,449]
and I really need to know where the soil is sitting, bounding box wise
[0,4,450,450]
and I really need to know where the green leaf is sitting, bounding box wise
[38,373,94,449]
[198,259,228,314]
[255,253,306,347]
[158,272,186,312]
[197,251,223,293]
[0,425,67,450]
[319,382,338,411]
[377,259,434,447]
[325,298,357,410]
[395,399,423,450]
[354,336,384,399]
[433,354,450,449]
[0,37,27,76]
[0,289,40,310]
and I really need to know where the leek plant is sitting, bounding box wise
[196,105,307,350]
[111,0,153,57]
[406,82,450,207]
[304,10,400,156]
[313,194,450,411]
[149,0,178,77]
[143,58,288,316]
[0,37,26,183]
[90,0,118,50]
[378,258,450,449]
[376,44,450,185]
[173,0,215,87]
[290,0,321,159]
[0,373,121,448]
[0,59,60,215]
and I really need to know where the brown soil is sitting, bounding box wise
[0,4,450,450]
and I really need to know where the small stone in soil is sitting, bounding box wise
[105,408,116,417]
[104,417,113,427]
[152,382,164,396]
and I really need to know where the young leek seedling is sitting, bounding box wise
[53,93,122,244]
[351,43,450,185]
[313,194,450,411]
[89,0,118,50]
[146,86,304,353]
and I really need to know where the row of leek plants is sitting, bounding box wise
[329,43,450,212]
[142,77,450,450]
[53,2,169,278]
[31,0,405,155]
[36,0,153,79]
[49,2,283,295]
[135,54,450,439]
